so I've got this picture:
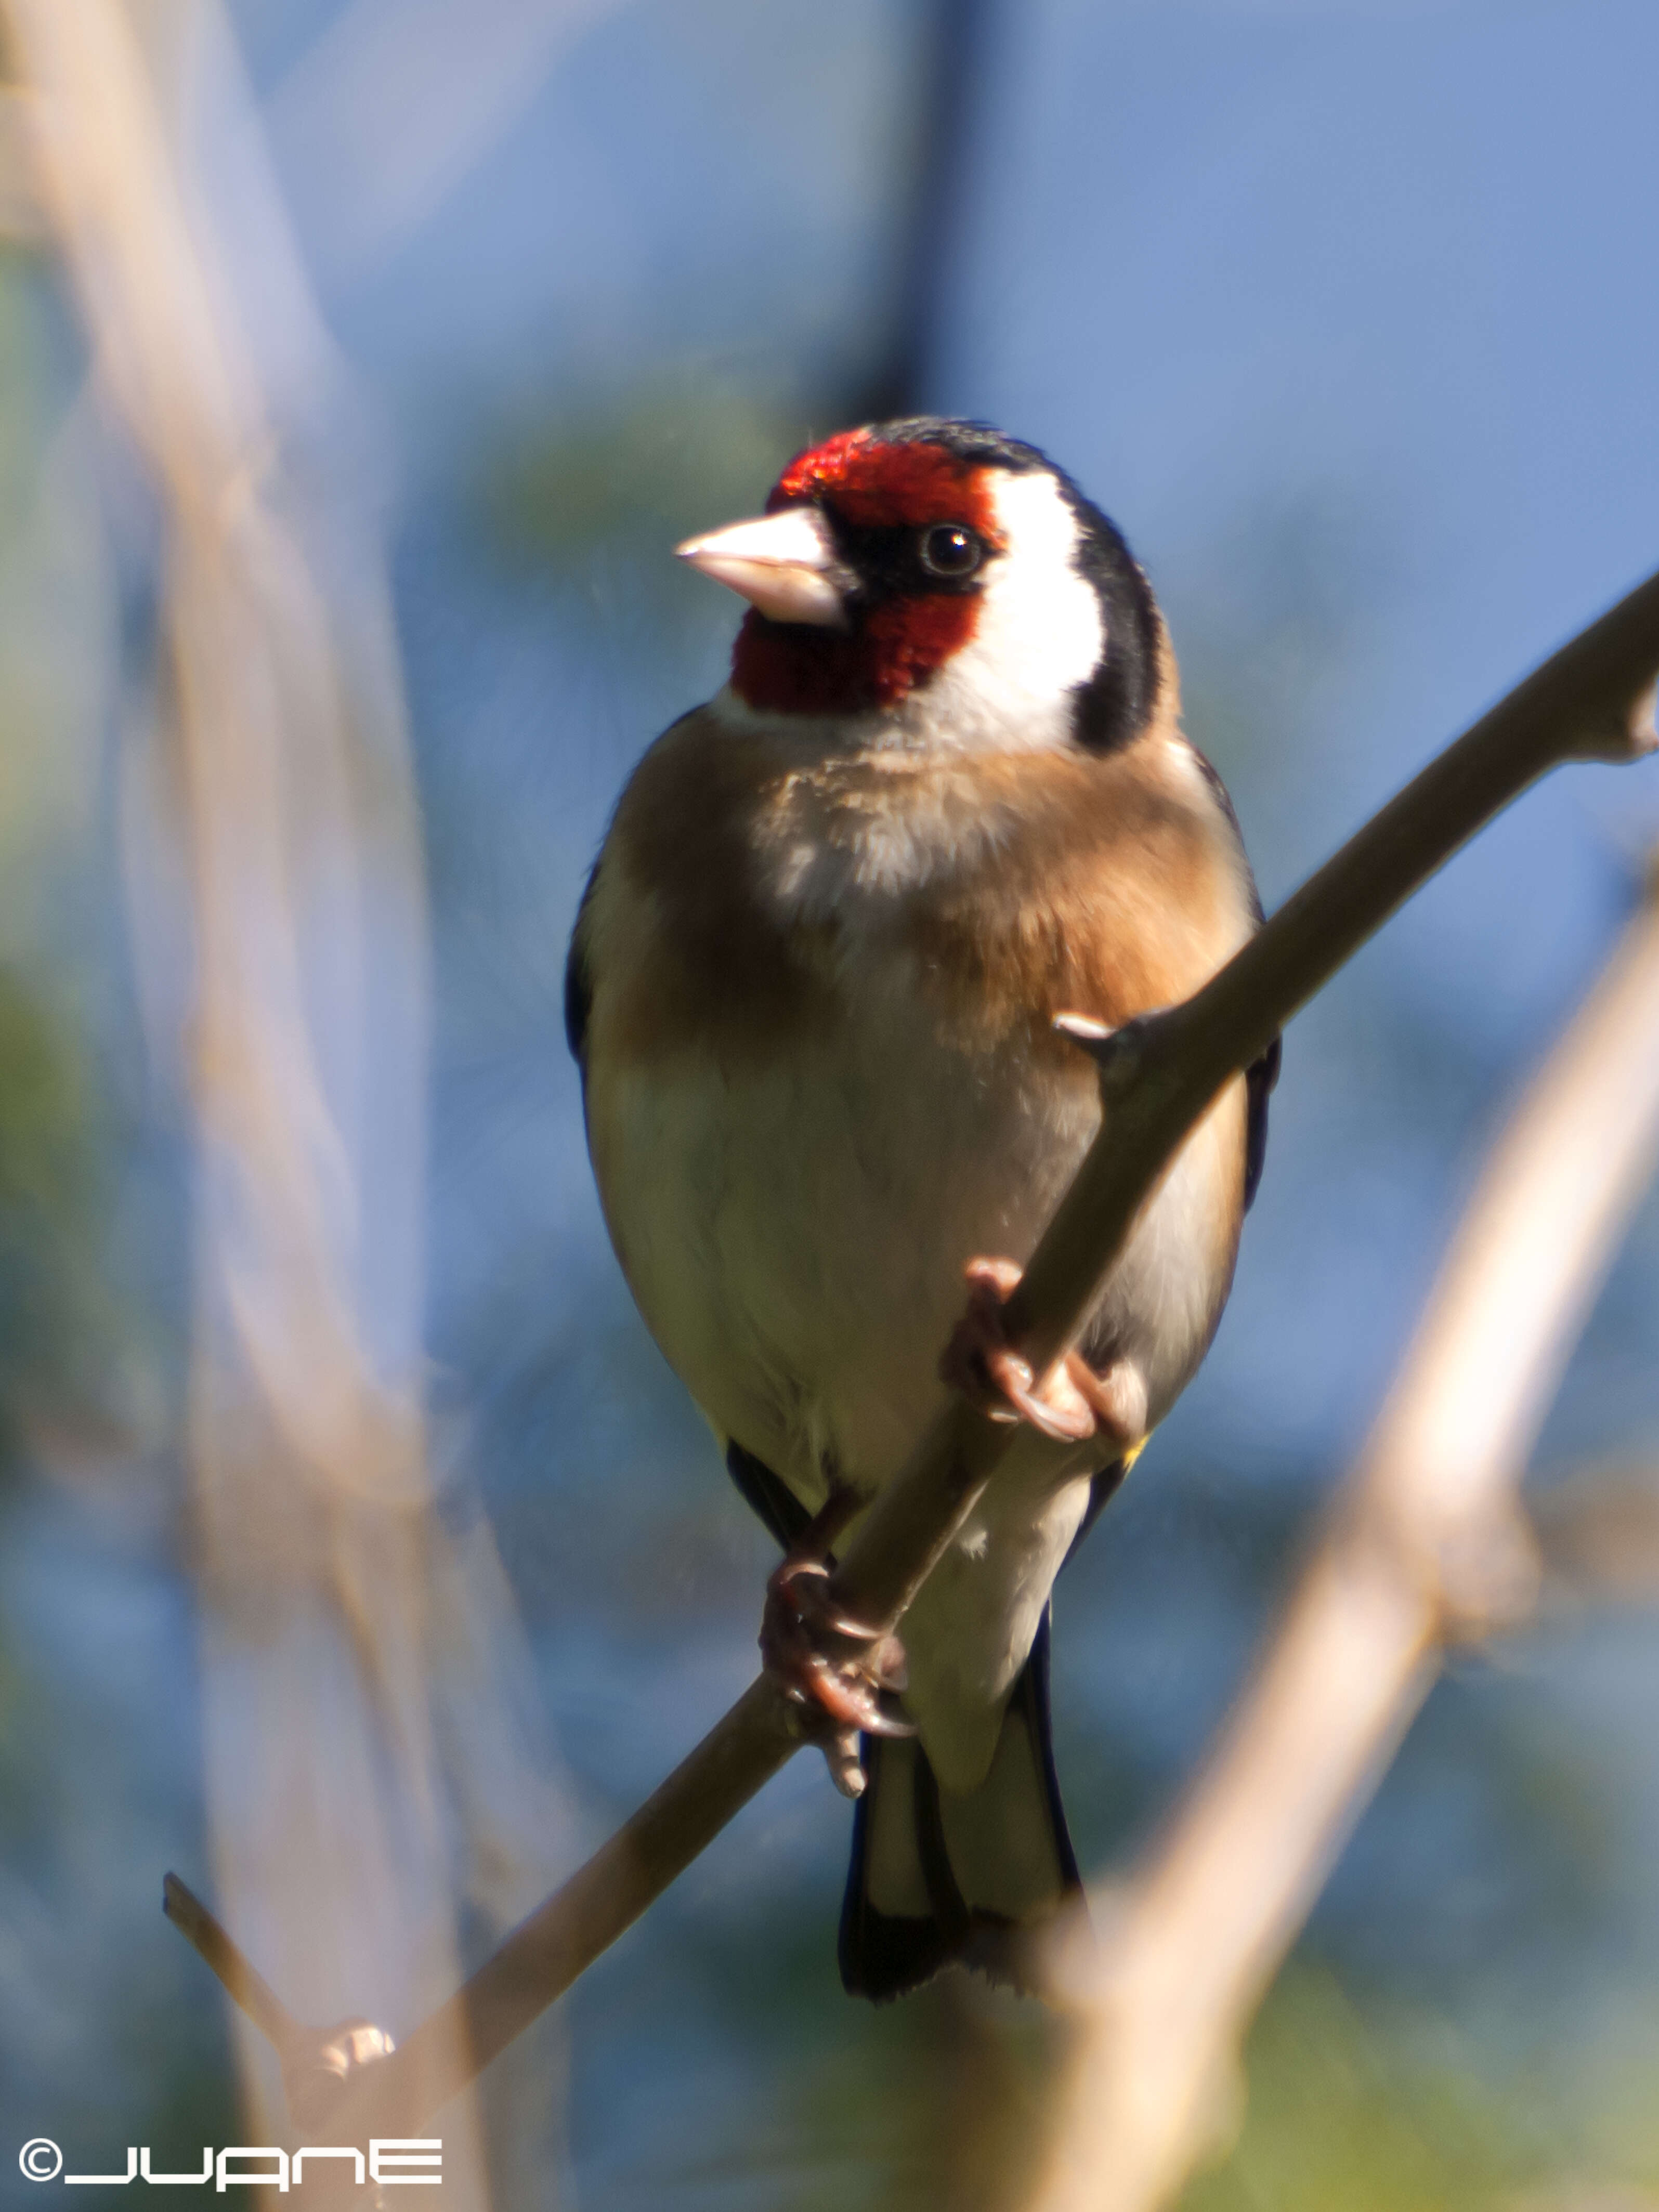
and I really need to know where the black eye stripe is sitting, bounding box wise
[818,513,988,602]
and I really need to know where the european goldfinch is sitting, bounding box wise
[566,418,1277,1998]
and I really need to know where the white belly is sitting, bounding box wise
[590,999,1092,1493]
[586,975,1241,1789]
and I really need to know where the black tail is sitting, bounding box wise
[838,1607,1083,2001]
[724,1437,1110,2004]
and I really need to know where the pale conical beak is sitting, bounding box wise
[675,506,847,627]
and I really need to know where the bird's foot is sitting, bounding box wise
[760,1491,912,1800]
[941,1256,1147,1448]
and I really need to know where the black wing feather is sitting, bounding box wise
[725,1438,814,1552]
[1179,740,1280,1214]
[1244,1032,1281,1213]
[564,859,601,1064]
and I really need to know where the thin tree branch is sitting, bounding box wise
[163,1873,301,2054]
[1022,853,1659,2212]
[296,575,1659,2141]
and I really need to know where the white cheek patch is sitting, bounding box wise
[896,468,1106,754]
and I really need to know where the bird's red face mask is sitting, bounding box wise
[677,427,1003,716]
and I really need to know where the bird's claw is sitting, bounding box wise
[761,1555,913,1799]
[941,1255,1145,1448]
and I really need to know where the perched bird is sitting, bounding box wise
[566,417,1277,1999]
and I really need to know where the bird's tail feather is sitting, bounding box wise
[838,1605,1082,2001]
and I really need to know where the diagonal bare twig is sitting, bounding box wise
[274,571,1659,2142]
[164,1873,301,2054]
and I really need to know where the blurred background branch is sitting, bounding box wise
[0,88,42,241]
[1026,855,1659,2212]
[852,0,991,423]
[1532,1467,1659,1609]
[1,0,565,2192]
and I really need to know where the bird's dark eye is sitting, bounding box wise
[918,523,983,580]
